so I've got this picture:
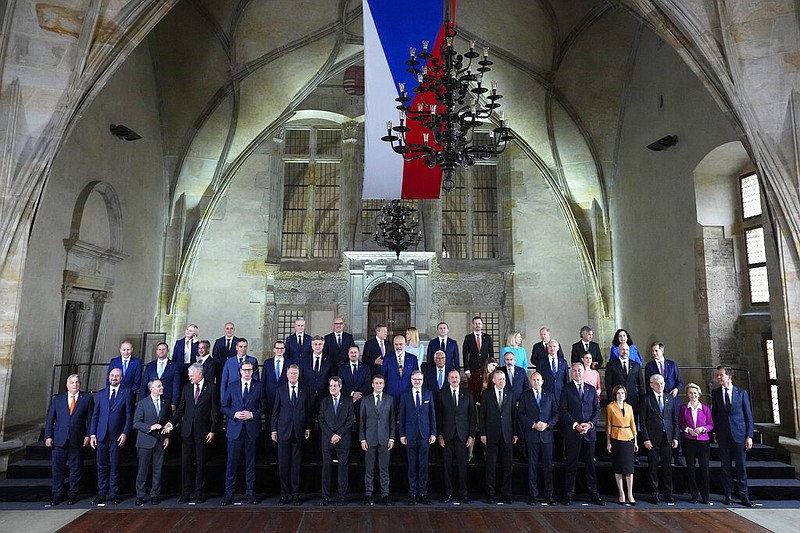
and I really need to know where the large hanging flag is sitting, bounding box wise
[362,0,446,199]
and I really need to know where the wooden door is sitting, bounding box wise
[367,283,411,340]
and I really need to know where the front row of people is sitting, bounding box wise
[45,359,753,507]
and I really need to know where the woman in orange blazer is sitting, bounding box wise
[606,384,638,505]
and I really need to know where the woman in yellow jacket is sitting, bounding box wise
[606,384,638,505]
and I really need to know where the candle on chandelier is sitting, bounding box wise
[410,47,416,58]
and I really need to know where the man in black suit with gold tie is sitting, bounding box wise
[437,369,474,503]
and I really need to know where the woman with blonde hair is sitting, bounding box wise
[679,382,714,504]
[501,332,528,372]
[405,326,425,361]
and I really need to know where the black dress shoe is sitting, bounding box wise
[502,496,512,504]
[701,497,710,505]
[664,495,676,504]
[420,496,432,505]
[292,495,301,505]
[248,495,259,505]
[67,499,77,505]
[673,457,685,467]
[319,497,329,506]
[545,498,556,505]
[741,498,755,507]
[591,496,605,506]
[278,495,288,505]
[460,496,471,504]
[151,497,160,505]
[221,496,233,506]
[528,498,538,505]
[177,495,190,504]
[382,496,393,506]
[337,498,345,506]
[111,497,121,505]
[689,496,698,504]
[487,497,495,504]
[650,495,661,505]
[407,497,417,505]
[723,496,733,505]
[195,493,205,504]
[564,497,572,506]
[135,498,145,506]
[442,494,454,503]
[50,495,65,506]
[91,496,106,505]
[363,496,373,506]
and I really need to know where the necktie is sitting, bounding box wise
[398,354,403,373]
[337,334,341,347]
[238,357,244,367]
[438,369,444,389]
[69,395,76,415]
[375,394,381,410]
[291,385,297,404]
[123,359,128,376]
[551,358,557,376]
[276,359,282,380]
[658,394,663,412]
[441,338,446,351]
[725,388,731,410]
[476,334,481,352]
[508,369,513,387]
[226,338,231,351]
[314,357,320,374]
[243,382,250,404]
[578,384,584,401]
[110,388,117,406]
[333,396,339,414]
[498,390,503,406]
[380,340,385,356]
[416,390,421,409]
[352,364,357,376]
[158,360,164,378]
[154,398,161,418]
[453,389,458,407]
[659,361,664,375]
[623,361,628,375]
[584,343,588,352]
[194,384,200,404]
[535,390,540,406]
[298,335,302,347]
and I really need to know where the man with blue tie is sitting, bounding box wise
[107,340,142,395]
[285,319,313,365]
[712,366,755,507]
[271,364,311,505]
[399,371,437,505]
[220,338,260,402]
[89,368,133,505]
[640,373,679,504]
[536,339,570,404]
[45,374,94,505]
[424,350,449,406]
[518,372,558,505]
[645,342,684,465]
[262,340,288,464]
[144,342,181,411]
[425,322,460,371]
[560,362,604,506]
[221,360,264,505]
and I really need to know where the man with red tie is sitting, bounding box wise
[463,316,493,401]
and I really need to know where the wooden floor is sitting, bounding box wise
[56,508,769,533]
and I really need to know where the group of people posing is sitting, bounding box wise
[43,319,755,509]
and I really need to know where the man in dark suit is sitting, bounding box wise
[164,362,219,504]
[212,321,239,368]
[196,340,218,385]
[338,345,370,434]
[322,317,355,369]
[172,323,199,380]
[502,350,530,403]
[382,335,419,411]
[359,375,395,506]
[89,368,132,505]
[318,376,354,506]
[480,369,517,504]
[570,325,603,368]
[536,339,570,404]
[425,321,460,371]
[399,370,437,505]
[424,350,449,407]
[362,324,388,376]
[221,360,264,505]
[436,369,475,503]
[107,340,142,395]
[45,374,94,505]
[518,372,559,505]
[285,318,313,365]
[301,336,332,425]
[604,343,644,415]
[143,342,181,411]
[220,338,260,402]
[560,362,604,506]
[639,373,679,504]
[645,341,684,466]
[712,366,755,507]
[530,327,563,368]
[271,364,311,505]
[262,340,288,463]
[463,316,493,401]
[133,379,171,505]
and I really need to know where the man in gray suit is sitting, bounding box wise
[133,379,171,505]
[359,374,395,506]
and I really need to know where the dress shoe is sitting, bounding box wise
[528,498,538,505]
[545,498,556,505]
[195,493,205,504]
[460,496,471,504]
[382,496,393,506]
[502,496,512,504]
[221,496,234,506]
[487,497,496,504]
[650,495,660,505]
[741,498,755,507]
[319,497,329,506]
[151,497,160,505]
[135,498,145,506]
[363,496,373,506]
[292,495,301,505]
[591,495,605,506]
[50,495,65,506]
[689,496,698,504]
[419,496,432,505]
[91,496,106,505]
[248,494,259,505]
[337,498,345,506]
[673,457,685,467]
[723,496,733,505]
[177,495,190,504]
[67,498,77,505]
[701,497,710,505]
[111,497,121,505]
[442,494,454,503]
[664,495,676,504]
[278,495,288,505]
[407,497,417,505]
[563,497,572,506]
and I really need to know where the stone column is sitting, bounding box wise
[340,121,360,251]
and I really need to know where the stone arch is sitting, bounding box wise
[68,180,124,255]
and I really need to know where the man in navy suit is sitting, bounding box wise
[318,376,354,506]
[518,372,558,505]
[399,371,437,505]
[426,322,460,371]
[536,339,570,404]
[560,362,604,506]
[712,366,755,507]
[424,350,449,407]
[285,318,313,365]
[338,345,370,434]
[570,325,603,368]
[164,362,219,504]
[645,342,684,465]
[271,364,311,505]
[480,369,517,504]
[502,350,530,403]
[89,368,132,505]
[322,317,355,369]
[301,336,332,425]
[221,360,264,505]
[143,342,181,411]
[172,323,199,380]
[530,327,563,367]
[362,324,388,376]
[436,369,475,503]
[212,321,239,368]
[133,379,171,506]
[463,316,493,401]
[604,343,644,415]
[382,335,419,411]
[220,338,260,401]
[196,340,218,384]
[107,340,142,395]
[640,373,680,504]
[45,374,94,505]
[262,340,288,463]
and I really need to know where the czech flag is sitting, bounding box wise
[362,0,447,199]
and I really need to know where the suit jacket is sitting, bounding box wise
[198,356,218,385]
[143,359,182,406]
[285,333,312,365]
[107,356,142,394]
[172,338,199,367]
[644,359,683,395]
[570,340,603,367]
[711,385,754,444]
[424,365,450,406]
[502,364,530,403]
[222,379,264,440]
[171,380,219,439]
[212,335,240,366]
[133,395,171,449]
[639,391,679,444]
[337,360,371,400]
[425,337,461,371]
[604,358,644,408]
[271,382,311,440]
[220,355,260,401]
[436,386,475,442]
[322,331,355,369]
[605,401,637,441]
[382,352,419,400]
[90,386,133,441]
[535,355,570,403]
[362,336,387,375]
[261,357,288,405]
[399,388,436,440]
[463,332,493,372]
[679,402,714,441]
[359,392,396,446]
[480,387,517,444]
[517,388,558,444]
[559,382,600,441]
[531,341,563,366]
[45,392,94,447]
[301,355,332,409]
[319,394,354,448]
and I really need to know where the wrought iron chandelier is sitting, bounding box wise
[381,12,513,192]
[374,200,422,259]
